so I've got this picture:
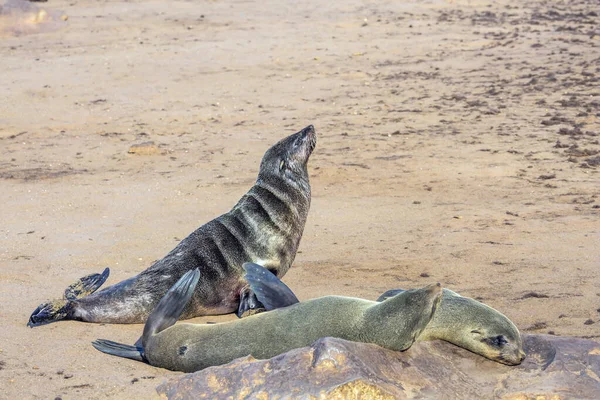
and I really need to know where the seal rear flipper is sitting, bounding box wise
[64,268,110,300]
[376,289,406,302]
[28,268,111,327]
[92,339,147,363]
[28,299,73,328]
[141,268,201,347]
[242,262,299,311]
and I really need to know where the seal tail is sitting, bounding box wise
[91,339,146,363]
[141,268,201,347]
[28,268,111,328]
[242,262,299,310]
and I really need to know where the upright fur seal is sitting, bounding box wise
[92,263,442,372]
[28,125,317,327]
[377,289,525,365]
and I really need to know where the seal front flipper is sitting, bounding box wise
[92,339,146,363]
[142,268,200,348]
[64,268,110,300]
[236,287,265,318]
[242,262,299,311]
[28,268,111,328]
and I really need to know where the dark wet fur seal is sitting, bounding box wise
[28,125,317,327]
[377,289,525,365]
[92,263,442,372]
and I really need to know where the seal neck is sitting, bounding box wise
[360,286,441,351]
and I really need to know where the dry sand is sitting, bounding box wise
[0,0,598,398]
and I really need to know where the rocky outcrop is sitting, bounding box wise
[157,334,600,399]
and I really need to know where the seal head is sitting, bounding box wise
[259,124,316,196]
[378,288,525,365]
[430,291,525,365]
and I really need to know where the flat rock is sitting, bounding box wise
[156,334,600,399]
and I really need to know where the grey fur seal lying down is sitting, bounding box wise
[227,264,525,365]
[92,264,442,372]
[245,274,525,366]
[28,125,317,327]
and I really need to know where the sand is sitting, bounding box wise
[0,0,598,398]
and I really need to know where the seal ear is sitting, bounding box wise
[242,262,299,311]
[376,289,406,302]
[141,269,201,348]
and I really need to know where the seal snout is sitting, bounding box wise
[299,125,317,152]
[301,125,315,135]
[496,346,527,366]
[509,349,526,365]
[501,351,526,366]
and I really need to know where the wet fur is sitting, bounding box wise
[29,126,316,326]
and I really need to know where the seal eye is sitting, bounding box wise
[494,335,508,347]
[483,335,508,348]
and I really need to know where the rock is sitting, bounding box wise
[156,335,600,399]
[127,141,161,155]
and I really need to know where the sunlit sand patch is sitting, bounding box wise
[0,0,68,36]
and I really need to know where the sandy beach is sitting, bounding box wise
[0,0,598,398]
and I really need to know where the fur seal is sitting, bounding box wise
[92,263,442,372]
[377,289,525,365]
[28,125,317,327]
[217,264,525,366]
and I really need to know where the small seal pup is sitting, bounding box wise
[92,263,442,372]
[28,125,317,327]
[377,289,525,365]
